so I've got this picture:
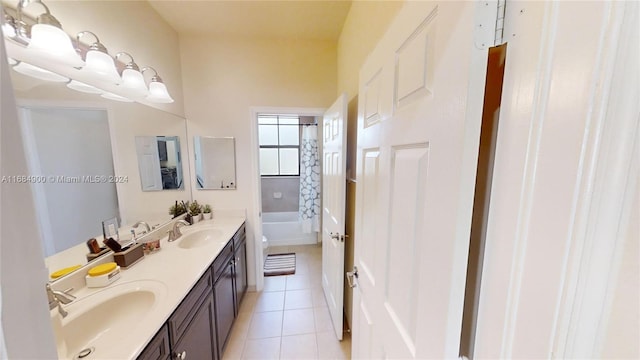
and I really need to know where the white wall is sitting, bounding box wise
[0,33,57,359]
[180,34,337,288]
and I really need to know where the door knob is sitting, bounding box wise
[330,232,344,242]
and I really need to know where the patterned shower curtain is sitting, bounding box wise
[299,125,320,233]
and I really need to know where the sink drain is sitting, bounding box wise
[75,347,94,359]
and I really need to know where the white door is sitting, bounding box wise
[321,93,348,340]
[135,136,163,191]
[351,1,494,358]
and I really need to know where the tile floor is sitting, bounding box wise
[222,245,351,360]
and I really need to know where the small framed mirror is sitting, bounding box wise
[135,136,184,191]
[194,136,237,190]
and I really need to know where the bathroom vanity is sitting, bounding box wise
[138,222,247,360]
[48,216,247,360]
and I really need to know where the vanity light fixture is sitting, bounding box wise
[13,61,69,82]
[8,57,18,66]
[101,91,134,103]
[76,31,122,84]
[142,67,174,103]
[66,79,103,94]
[115,52,149,98]
[17,0,84,68]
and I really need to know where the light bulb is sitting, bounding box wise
[82,50,121,84]
[27,24,84,68]
[119,68,149,98]
[147,81,174,103]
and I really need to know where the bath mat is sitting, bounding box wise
[264,253,296,276]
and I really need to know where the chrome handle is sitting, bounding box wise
[346,266,359,288]
[330,232,344,242]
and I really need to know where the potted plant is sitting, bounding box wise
[169,202,186,219]
[203,204,212,220]
[189,200,203,223]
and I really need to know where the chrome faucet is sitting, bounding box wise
[167,220,189,242]
[46,284,75,318]
[132,221,152,238]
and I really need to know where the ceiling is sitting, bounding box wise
[147,0,353,40]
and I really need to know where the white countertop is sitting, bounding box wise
[55,216,246,359]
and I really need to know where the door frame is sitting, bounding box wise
[248,106,325,292]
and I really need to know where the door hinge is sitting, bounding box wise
[474,1,507,48]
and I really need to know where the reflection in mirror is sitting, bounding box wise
[8,64,191,281]
[194,136,237,190]
[20,106,118,257]
[135,136,184,191]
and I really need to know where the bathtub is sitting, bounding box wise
[262,211,318,246]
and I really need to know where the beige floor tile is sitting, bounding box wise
[222,335,245,360]
[311,287,328,308]
[294,261,310,275]
[316,331,351,360]
[282,309,315,336]
[247,311,283,339]
[313,306,333,332]
[284,289,314,310]
[239,291,259,314]
[263,276,287,292]
[242,337,281,360]
[229,311,253,341]
[286,274,320,290]
[280,334,318,360]
[255,291,285,312]
[268,246,290,254]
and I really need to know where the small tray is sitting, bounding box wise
[113,243,144,269]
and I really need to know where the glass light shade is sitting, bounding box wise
[8,57,17,66]
[81,50,122,84]
[66,80,103,94]
[28,24,84,68]
[146,81,174,103]
[101,92,133,102]
[13,62,69,82]
[119,68,149,98]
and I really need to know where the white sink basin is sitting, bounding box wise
[53,280,167,359]
[178,228,225,249]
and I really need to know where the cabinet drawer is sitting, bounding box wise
[137,324,170,360]
[212,241,233,280]
[233,223,246,248]
[168,271,212,346]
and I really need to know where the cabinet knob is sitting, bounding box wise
[175,350,187,359]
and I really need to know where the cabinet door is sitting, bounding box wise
[172,295,216,360]
[234,240,247,315]
[214,259,236,357]
[137,324,170,360]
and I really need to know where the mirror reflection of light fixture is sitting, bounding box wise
[142,67,174,103]
[66,79,103,94]
[76,31,121,84]
[2,12,17,38]
[115,52,149,98]
[17,0,84,68]
[13,61,69,82]
[101,92,133,102]
[8,57,18,66]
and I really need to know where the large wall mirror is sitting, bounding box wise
[135,135,184,191]
[194,136,237,190]
[8,65,191,279]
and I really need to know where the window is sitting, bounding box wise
[258,115,300,176]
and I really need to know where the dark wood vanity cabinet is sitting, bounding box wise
[233,228,248,315]
[137,324,170,360]
[137,222,247,360]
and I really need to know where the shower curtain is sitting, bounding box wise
[299,125,320,233]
